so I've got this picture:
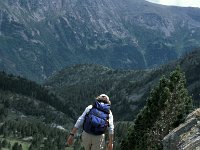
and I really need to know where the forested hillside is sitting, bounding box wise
[122,68,193,149]
[0,49,200,149]
[43,49,200,150]
[45,49,200,123]
[0,72,73,150]
[45,64,152,121]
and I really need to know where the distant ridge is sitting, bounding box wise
[44,49,200,121]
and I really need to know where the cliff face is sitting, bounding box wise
[163,108,200,150]
[1,0,200,82]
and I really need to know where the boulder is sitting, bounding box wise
[163,108,200,150]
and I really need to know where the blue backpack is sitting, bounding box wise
[83,100,110,135]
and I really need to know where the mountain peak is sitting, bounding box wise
[1,0,200,82]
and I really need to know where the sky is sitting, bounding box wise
[146,0,200,8]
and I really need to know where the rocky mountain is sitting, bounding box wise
[0,0,200,82]
[163,108,200,150]
[45,49,200,122]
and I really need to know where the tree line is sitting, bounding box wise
[0,119,67,150]
[121,67,193,149]
[0,71,70,149]
[0,71,66,115]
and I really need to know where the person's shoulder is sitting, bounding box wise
[83,105,92,114]
[86,105,93,110]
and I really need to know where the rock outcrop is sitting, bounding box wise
[163,108,200,150]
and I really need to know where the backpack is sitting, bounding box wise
[83,100,110,135]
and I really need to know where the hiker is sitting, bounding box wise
[67,94,114,150]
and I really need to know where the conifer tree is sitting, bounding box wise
[121,67,193,150]
[12,142,19,150]
[2,139,8,148]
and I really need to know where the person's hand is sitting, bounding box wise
[67,135,74,145]
[108,142,113,150]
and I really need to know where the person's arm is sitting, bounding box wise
[108,111,114,150]
[66,105,92,145]
[67,127,78,145]
[108,134,114,150]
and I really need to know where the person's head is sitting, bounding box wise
[96,94,111,104]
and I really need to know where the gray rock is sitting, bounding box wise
[163,108,200,150]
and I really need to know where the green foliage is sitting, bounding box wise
[0,71,73,149]
[45,64,152,121]
[1,48,200,150]
[0,72,65,113]
[179,49,200,108]
[12,142,23,150]
[114,122,134,150]
[0,119,67,150]
[0,71,72,125]
[122,68,193,150]
[45,49,200,123]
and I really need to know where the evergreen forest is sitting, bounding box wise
[0,49,200,149]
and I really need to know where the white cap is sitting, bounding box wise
[99,94,109,101]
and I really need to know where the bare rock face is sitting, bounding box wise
[163,108,200,150]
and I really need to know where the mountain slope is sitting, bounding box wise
[45,64,152,121]
[0,71,75,149]
[0,0,200,82]
[0,71,73,127]
[45,49,200,122]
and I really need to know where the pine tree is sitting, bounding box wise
[122,67,193,150]
[19,144,23,150]
[12,142,19,150]
[1,139,8,148]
